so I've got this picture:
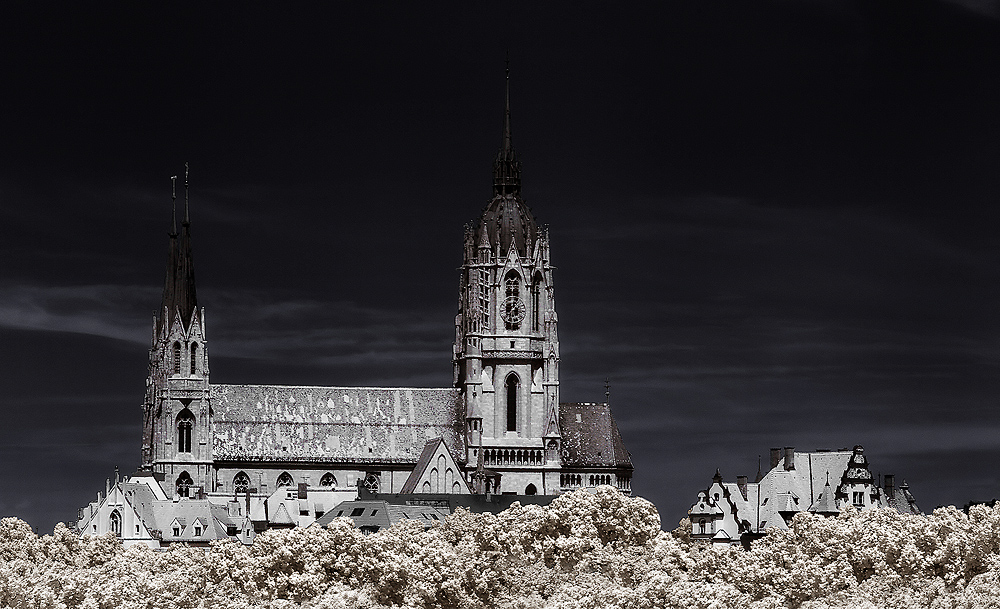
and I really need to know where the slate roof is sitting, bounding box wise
[211,385,465,463]
[558,402,632,469]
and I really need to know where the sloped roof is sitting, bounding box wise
[211,385,465,463]
[809,482,840,515]
[558,402,631,468]
[400,438,470,494]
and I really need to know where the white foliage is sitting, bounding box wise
[3,489,1000,608]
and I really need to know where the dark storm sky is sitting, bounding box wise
[2,2,999,532]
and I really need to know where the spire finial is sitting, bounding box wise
[503,61,512,156]
[493,61,521,195]
[604,378,611,405]
[170,175,178,235]
[183,162,190,225]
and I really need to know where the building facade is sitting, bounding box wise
[688,445,920,547]
[137,74,633,509]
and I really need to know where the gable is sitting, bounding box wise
[400,437,471,494]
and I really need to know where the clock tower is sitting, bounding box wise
[454,68,562,494]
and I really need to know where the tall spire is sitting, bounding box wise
[493,61,521,196]
[158,163,198,335]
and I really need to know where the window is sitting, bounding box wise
[190,342,198,375]
[173,526,180,536]
[320,473,336,487]
[350,507,365,517]
[503,272,521,330]
[194,525,202,537]
[525,484,537,496]
[853,491,864,507]
[505,373,519,432]
[233,472,250,494]
[699,520,706,534]
[173,342,182,374]
[370,510,379,517]
[176,471,193,498]
[479,269,489,329]
[109,510,122,537]
[531,275,541,330]
[276,472,294,488]
[176,409,194,453]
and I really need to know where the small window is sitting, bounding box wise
[109,510,121,537]
[350,507,365,517]
[853,491,864,507]
[337,510,344,517]
[194,525,202,537]
[370,510,378,517]
[320,473,336,487]
[173,526,180,536]
[135,525,139,534]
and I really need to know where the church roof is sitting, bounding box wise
[211,385,465,463]
[558,402,632,469]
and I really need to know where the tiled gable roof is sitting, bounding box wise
[211,385,465,463]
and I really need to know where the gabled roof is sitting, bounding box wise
[809,481,840,515]
[400,437,471,494]
[558,402,631,468]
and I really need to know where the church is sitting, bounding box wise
[138,72,633,507]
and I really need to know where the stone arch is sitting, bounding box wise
[320,472,337,487]
[525,483,537,496]
[109,509,122,536]
[176,408,194,453]
[276,472,294,488]
[176,471,193,498]
[233,471,250,494]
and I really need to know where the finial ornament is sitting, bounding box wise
[170,175,178,235]
[604,378,611,405]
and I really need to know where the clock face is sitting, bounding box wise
[500,296,526,327]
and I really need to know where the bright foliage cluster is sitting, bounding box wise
[3,487,1000,608]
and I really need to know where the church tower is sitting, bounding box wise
[141,164,213,498]
[454,69,562,494]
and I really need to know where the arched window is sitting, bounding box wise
[531,275,542,331]
[190,342,198,375]
[276,472,294,488]
[502,272,523,330]
[505,373,519,432]
[176,471,193,498]
[173,342,182,374]
[233,472,250,494]
[525,484,537,496]
[320,473,336,487]
[176,409,194,453]
[109,510,122,537]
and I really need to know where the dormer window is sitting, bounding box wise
[193,524,202,537]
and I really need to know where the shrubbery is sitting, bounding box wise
[3,487,1000,608]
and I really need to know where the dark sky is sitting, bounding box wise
[2,1,999,532]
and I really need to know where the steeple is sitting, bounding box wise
[158,163,198,334]
[493,62,521,196]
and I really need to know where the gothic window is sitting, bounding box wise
[233,472,250,494]
[503,272,523,330]
[479,269,489,329]
[364,472,380,493]
[276,472,294,488]
[190,342,198,375]
[320,473,336,487]
[173,342,181,374]
[176,409,194,453]
[531,275,541,331]
[505,373,519,432]
[176,471,193,498]
[109,510,122,537]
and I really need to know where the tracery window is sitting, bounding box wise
[176,409,194,453]
[320,472,337,487]
[503,272,521,330]
[276,472,294,488]
[531,275,541,331]
[190,342,198,375]
[479,269,490,329]
[109,510,122,537]
[173,342,181,374]
[176,471,193,498]
[505,373,519,432]
[233,471,250,494]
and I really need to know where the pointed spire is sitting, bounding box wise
[170,175,178,235]
[158,164,199,335]
[493,61,521,196]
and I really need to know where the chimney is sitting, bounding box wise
[770,448,782,470]
[297,482,308,500]
[784,447,795,470]
[736,475,748,500]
